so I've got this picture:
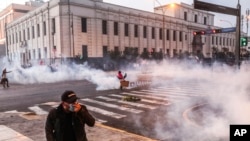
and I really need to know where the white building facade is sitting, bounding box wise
[5,0,236,65]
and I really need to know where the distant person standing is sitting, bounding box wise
[45,90,95,141]
[1,68,11,87]
[117,71,127,90]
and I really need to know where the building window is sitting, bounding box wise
[204,17,207,25]
[102,20,107,35]
[33,49,36,59]
[44,47,47,58]
[103,46,108,57]
[179,31,182,42]
[52,18,56,34]
[9,35,11,45]
[114,22,118,35]
[27,28,30,40]
[166,29,170,40]
[194,14,198,23]
[12,34,14,44]
[185,34,187,40]
[134,25,138,37]
[43,21,46,35]
[125,23,129,36]
[16,32,18,43]
[32,26,35,38]
[38,48,41,59]
[152,27,155,39]
[81,18,87,32]
[37,24,40,37]
[159,28,162,40]
[184,12,187,21]
[19,31,21,42]
[212,36,214,45]
[143,26,147,38]
[173,30,176,41]
[23,29,26,40]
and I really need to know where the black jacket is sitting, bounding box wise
[45,104,95,141]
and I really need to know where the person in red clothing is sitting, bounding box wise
[117,71,127,90]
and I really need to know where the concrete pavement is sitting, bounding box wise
[0,112,157,141]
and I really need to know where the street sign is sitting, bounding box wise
[221,27,236,33]
[194,0,239,16]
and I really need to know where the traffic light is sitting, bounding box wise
[212,29,222,34]
[240,37,248,46]
[193,31,205,35]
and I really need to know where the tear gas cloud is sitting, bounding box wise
[1,57,250,140]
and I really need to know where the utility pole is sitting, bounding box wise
[246,9,250,36]
[235,0,241,69]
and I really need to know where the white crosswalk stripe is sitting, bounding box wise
[131,90,187,99]
[80,98,143,113]
[28,106,48,115]
[82,104,126,119]
[0,125,33,141]
[141,89,204,97]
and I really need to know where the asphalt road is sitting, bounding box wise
[0,80,110,111]
[0,79,212,140]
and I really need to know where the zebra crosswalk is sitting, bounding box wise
[2,83,207,124]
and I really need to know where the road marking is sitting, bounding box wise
[4,110,20,113]
[81,98,143,114]
[142,89,203,97]
[95,118,107,123]
[97,95,156,110]
[131,90,187,99]
[182,103,207,127]
[40,102,60,107]
[0,125,33,141]
[83,104,126,119]
[156,87,207,95]
[28,106,48,115]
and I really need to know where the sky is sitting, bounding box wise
[0,0,249,33]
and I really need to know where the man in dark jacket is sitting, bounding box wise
[45,90,95,141]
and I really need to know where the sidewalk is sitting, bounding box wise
[0,113,157,141]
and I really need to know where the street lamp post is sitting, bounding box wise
[154,1,175,58]
[154,0,166,56]
[220,19,233,27]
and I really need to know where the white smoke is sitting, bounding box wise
[1,56,250,140]
[142,60,250,140]
[0,58,120,90]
